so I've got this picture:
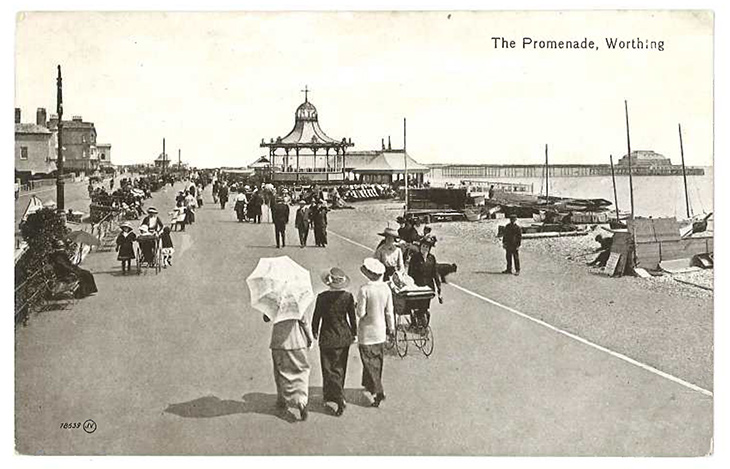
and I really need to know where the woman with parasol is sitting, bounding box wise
[247,257,315,421]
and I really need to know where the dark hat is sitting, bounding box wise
[509,213,517,220]
[396,216,405,224]
[321,267,350,289]
[420,234,437,247]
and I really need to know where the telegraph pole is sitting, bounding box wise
[56,65,65,210]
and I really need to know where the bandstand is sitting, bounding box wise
[260,87,354,183]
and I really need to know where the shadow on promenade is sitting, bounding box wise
[164,387,374,422]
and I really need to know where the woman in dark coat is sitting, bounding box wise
[407,236,443,327]
[115,222,137,274]
[49,240,98,298]
[312,267,357,416]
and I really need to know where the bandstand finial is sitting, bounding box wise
[301,85,310,102]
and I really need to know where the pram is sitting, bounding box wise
[135,233,161,274]
[385,282,435,358]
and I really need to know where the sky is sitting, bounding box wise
[14,10,713,168]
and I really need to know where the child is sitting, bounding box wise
[115,222,137,274]
[160,226,174,267]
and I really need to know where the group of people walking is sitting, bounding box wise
[265,257,395,421]
[115,206,175,273]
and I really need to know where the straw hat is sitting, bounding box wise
[377,227,399,239]
[120,221,133,230]
[321,267,350,289]
[147,207,158,214]
[298,200,307,205]
[360,258,385,279]
[139,225,150,234]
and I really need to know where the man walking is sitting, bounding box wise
[295,200,311,248]
[271,197,290,248]
[312,199,329,247]
[502,214,522,275]
[218,183,229,210]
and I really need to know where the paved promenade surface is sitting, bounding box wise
[15,184,712,456]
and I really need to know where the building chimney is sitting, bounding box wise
[36,108,47,126]
[382,138,385,150]
[15,108,20,124]
[72,115,83,122]
[388,136,392,151]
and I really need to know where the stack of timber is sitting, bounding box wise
[629,217,713,271]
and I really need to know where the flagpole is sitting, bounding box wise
[404,117,408,212]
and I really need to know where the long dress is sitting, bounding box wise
[312,290,357,405]
[48,249,98,298]
[270,318,313,408]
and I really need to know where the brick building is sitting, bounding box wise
[47,114,99,173]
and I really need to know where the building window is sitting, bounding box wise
[100,153,105,160]
[20,147,28,160]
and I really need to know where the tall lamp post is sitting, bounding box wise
[56,65,65,210]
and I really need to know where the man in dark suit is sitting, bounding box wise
[312,200,329,247]
[271,197,290,248]
[502,214,522,275]
[295,200,311,248]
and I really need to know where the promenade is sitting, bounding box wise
[15,183,712,456]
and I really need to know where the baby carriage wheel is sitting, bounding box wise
[421,326,434,357]
[395,325,408,358]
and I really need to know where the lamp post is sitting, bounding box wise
[56,65,65,210]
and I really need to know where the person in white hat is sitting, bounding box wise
[140,207,164,234]
[373,226,404,281]
[355,258,394,408]
[115,221,137,274]
[312,267,356,416]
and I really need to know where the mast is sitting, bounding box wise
[404,117,408,212]
[678,123,691,218]
[610,154,620,221]
[624,100,635,220]
[56,65,65,210]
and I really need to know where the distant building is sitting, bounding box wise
[14,108,56,177]
[154,153,171,169]
[346,147,430,185]
[618,150,671,167]
[47,113,99,173]
[96,143,112,168]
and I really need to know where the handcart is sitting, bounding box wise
[385,287,435,358]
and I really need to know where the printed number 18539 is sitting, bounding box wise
[60,422,81,429]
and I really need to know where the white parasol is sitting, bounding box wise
[246,256,314,324]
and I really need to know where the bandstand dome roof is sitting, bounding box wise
[262,96,352,148]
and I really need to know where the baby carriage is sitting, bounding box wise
[385,273,435,358]
[135,233,161,274]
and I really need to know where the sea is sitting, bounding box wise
[428,166,714,219]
